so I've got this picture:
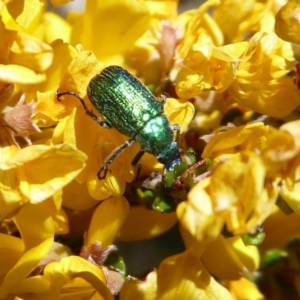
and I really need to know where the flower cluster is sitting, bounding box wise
[0,0,300,299]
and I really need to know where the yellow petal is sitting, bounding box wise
[177,176,224,244]
[157,249,233,299]
[210,152,275,234]
[35,89,65,127]
[34,12,71,44]
[232,32,300,118]
[280,120,300,150]
[63,107,99,182]
[85,196,129,247]
[0,146,23,217]
[120,271,157,300]
[0,179,23,219]
[176,0,222,60]
[145,0,178,20]
[176,29,247,98]
[51,0,74,5]
[213,0,269,42]
[210,152,265,211]
[87,176,119,201]
[0,64,46,84]
[41,197,69,234]
[259,206,300,254]
[71,0,151,61]
[58,49,104,97]
[201,235,260,280]
[202,122,268,160]
[275,0,300,44]
[0,234,24,275]
[86,159,127,200]
[0,203,54,298]
[178,225,207,256]
[9,32,53,72]
[85,131,134,199]
[62,179,99,211]
[34,42,78,126]
[280,180,300,215]
[214,0,255,41]
[5,0,44,29]
[0,144,87,203]
[225,277,264,300]
[117,205,177,241]
[10,276,50,297]
[37,40,77,92]
[164,98,195,131]
[231,76,300,118]
[43,256,113,299]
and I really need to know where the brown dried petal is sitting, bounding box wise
[3,100,40,137]
[80,241,117,266]
[103,266,125,295]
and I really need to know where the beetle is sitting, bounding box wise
[57,65,181,179]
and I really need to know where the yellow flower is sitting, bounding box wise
[213,0,273,42]
[2,0,300,298]
[275,0,300,44]
[70,0,151,64]
[259,206,300,254]
[225,277,265,300]
[117,205,177,241]
[0,203,55,299]
[0,196,129,298]
[178,151,277,238]
[262,120,300,215]
[0,17,52,86]
[177,176,224,245]
[202,122,269,161]
[120,249,233,300]
[51,0,73,6]
[33,42,82,127]
[40,196,130,297]
[175,1,248,99]
[230,32,300,118]
[42,256,113,299]
[201,235,260,280]
[85,196,129,248]
[1,0,44,30]
[0,144,86,218]
[176,33,247,98]
[176,0,224,60]
[124,0,180,83]
[32,12,71,44]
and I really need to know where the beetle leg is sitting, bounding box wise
[157,94,167,106]
[126,150,145,182]
[131,150,145,166]
[98,138,136,180]
[56,91,111,128]
[171,124,180,143]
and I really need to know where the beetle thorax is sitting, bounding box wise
[135,115,181,170]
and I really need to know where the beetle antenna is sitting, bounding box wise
[56,90,111,128]
[57,91,88,110]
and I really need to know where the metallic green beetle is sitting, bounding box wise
[57,65,181,179]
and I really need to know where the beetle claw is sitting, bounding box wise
[97,167,108,180]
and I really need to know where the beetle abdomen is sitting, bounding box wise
[87,66,163,137]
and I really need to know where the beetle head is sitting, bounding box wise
[157,142,182,172]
